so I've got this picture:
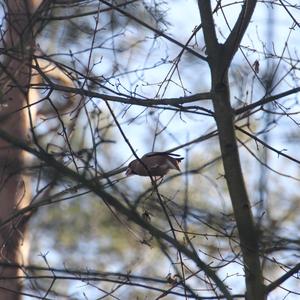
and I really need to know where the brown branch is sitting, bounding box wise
[100,0,207,61]
[0,128,232,299]
[235,87,300,115]
[265,263,300,294]
[39,0,139,21]
[223,0,257,69]
[278,0,300,28]
[236,126,300,165]
[33,82,211,106]
[197,0,219,55]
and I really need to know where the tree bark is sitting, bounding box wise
[198,1,265,299]
[0,1,41,299]
[211,73,265,300]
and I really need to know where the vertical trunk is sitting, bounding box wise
[197,2,264,296]
[0,1,39,299]
[211,73,265,299]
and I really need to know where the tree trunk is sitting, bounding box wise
[197,1,265,298]
[0,1,41,299]
[211,73,265,300]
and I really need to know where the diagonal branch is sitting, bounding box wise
[265,263,300,294]
[236,126,300,165]
[100,0,207,61]
[223,0,257,68]
[235,87,300,115]
[0,128,232,299]
[197,0,219,56]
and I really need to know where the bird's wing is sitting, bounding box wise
[149,163,160,169]
[143,151,181,158]
[167,153,181,157]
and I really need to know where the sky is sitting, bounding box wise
[22,0,300,298]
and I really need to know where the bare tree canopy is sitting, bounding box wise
[0,0,299,299]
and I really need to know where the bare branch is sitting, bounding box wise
[235,87,300,115]
[197,1,219,55]
[265,263,300,294]
[0,128,233,299]
[223,0,257,68]
[100,0,207,61]
[33,82,212,106]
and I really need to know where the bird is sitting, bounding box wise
[125,152,184,178]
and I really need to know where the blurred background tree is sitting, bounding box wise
[0,0,299,299]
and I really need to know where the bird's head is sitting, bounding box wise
[125,167,133,176]
[125,160,137,176]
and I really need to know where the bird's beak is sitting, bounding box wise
[125,167,133,176]
[174,161,181,171]
[167,159,181,171]
[175,162,181,171]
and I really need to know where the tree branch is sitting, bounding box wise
[0,128,232,299]
[33,82,211,106]
[235,87,300,115]
[223,0,257,68]
[197,1,219,56]
[265,263,300,294]
[100,0,207,61]
[236,126,300,165]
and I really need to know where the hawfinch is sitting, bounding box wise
[125,152,184,177]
